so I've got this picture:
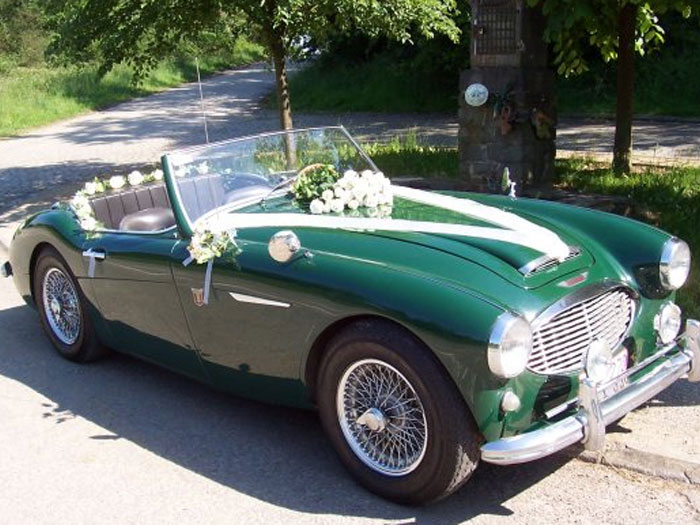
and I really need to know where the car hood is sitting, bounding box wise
[250,191,595,290]
[368,194,594,289]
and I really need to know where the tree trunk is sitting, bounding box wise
[612,2,637,175]
[266,27,293,131]
[262,16,296,168]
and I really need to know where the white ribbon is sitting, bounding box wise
[200,187,569,261]
[182,255,213,305]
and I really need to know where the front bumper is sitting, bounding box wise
[481,319,700,465]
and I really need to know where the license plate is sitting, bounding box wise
[601,349,630,400]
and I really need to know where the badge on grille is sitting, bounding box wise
[191,288,205,307]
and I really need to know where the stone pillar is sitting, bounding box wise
[459,1,556,192]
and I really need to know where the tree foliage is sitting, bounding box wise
[528,0,699,76]
[0,0,49,67]
[47,0,460,129]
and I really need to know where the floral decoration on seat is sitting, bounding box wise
[70,168,164,231]
[291,164,393,217]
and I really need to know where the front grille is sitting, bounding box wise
[528,287,635,375]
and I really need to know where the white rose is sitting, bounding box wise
[343,170,358,181]
[322,201,331,214]
[75,205,93,219]
[361,169,374,179]
[197,162,209,175]
[80,216,97,231]
[334,187,348,202]
[352,180,369,201]
[347,199,360,210]
[128,170,145,186]
[309,199,325,214]
[84,182,97,195]
[378,191,393,206]
[71,194,89,209]
[152,169,164,181]
[330,199,345,214]
[321,189,335,202]
[109,176,126,189]
[365,195,379,208]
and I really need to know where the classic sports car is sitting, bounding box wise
[2,127,698,504]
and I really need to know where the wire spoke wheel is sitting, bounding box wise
[336,358,428,476]
[42,267,81,346]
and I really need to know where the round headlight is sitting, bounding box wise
[660,238,691,290]
[488,313,533,378]
[655,301,682,345]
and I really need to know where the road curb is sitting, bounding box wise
[574,443,700,485]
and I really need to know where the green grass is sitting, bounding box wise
[0,38,266,137]
[362,133,458,178]
[555,159,700,318]
[286,57,457,113]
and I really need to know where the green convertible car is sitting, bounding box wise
[2,127,698,504]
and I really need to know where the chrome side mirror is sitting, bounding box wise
[268,230,301,263]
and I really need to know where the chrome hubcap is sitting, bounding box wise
[42,268,81,345]
[336,359,428,476]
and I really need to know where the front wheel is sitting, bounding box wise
[317,320,481,504]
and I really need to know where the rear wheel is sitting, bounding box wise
[33,247,106,362]
[317,320,481,504]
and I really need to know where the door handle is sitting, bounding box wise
[82,249,106,260]
[82,249,106,277]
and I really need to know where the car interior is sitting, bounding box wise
[88,173,272,232]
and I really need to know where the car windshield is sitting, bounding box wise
[163,126,376,227]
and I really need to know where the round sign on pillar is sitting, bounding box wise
[465,83,489,107]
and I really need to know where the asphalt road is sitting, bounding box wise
[1,225,700,523]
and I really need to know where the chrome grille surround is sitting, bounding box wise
[528,283,637,375]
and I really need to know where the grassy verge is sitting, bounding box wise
[0,39,266,137]
[286,57,458,113]
[555,159,700,318]
[362,133,458,178]
[366,141,698,317]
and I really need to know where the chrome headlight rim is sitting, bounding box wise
[488,312,533,378]
[660,237,691,291]
[654,301,682,345]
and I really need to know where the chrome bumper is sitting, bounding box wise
[481,319,700,465]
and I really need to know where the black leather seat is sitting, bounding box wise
[88,173,273,231]
[90,183,172,230]
[118,207,176,232]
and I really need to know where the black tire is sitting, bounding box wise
[33,247,107,362]
[317,319,481,505]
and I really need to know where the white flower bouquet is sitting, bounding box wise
[292,164,393,217]
[69,168,168,232]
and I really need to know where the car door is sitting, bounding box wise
[170,228,319,406]
[81,230,207,382]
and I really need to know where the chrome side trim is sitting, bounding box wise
[229,292,290,308]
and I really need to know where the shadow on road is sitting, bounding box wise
[0,302,575,522]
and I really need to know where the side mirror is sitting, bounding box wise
[268,230,301,263]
